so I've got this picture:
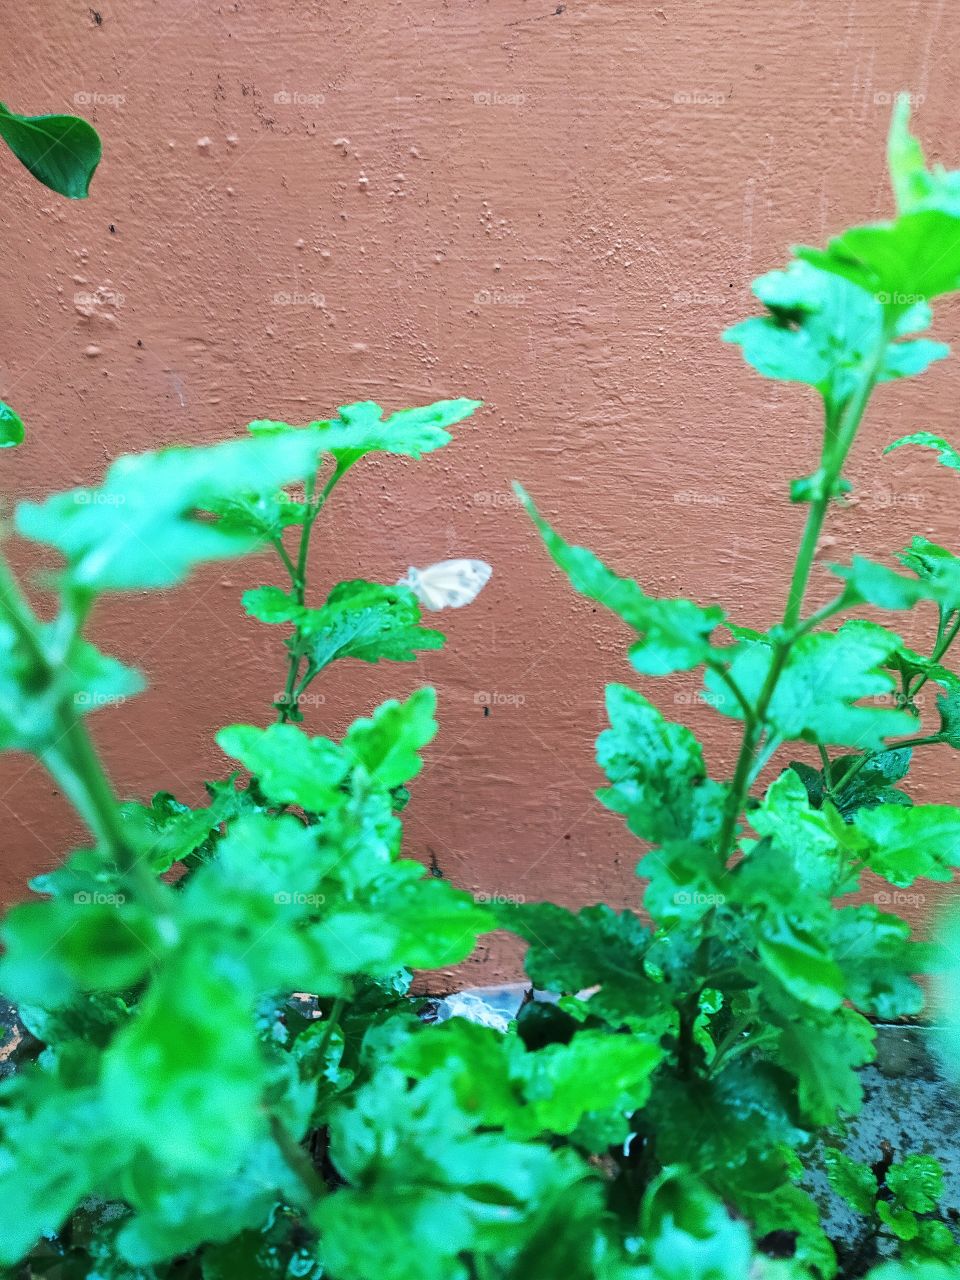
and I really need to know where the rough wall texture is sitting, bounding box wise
[2,0,960,987]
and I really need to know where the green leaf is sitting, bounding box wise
[396,1020,663,1143]
[756,914,845,1011]
[0,896,166,1007]
[887,1154,944,1214]
[343,687,438,788]
[828,906,922,1019]
[325,398,482,474]
[789,748,914,821]
[877,1198,920,1241]
[830,555,937,611]
[516,484,725,675]
[596,684,726,845]
[292,581,445,673]
[0,400,24,448]
[315,1067,594,1280]
[641,1169,754,1280]
[886,430,960,472]
[705,621,917,749]
[823,1147,878,1215]
[16,430,329,591]
[724,260,947,405]
[242,585,305,624]
[853,803,960,886]
[499,902,667,1025]
[796,209,960,305]
[102,953,269,1174]
[746,770,859,895]
[887,96,960,217]
[216,722,349,811]
[773,1008,875,1122]
[0,102,102,198]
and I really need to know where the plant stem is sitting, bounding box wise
[716,319,895,858]
[315,994,347,1062]
[275,465,346,724]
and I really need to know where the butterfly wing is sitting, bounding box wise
[400,558,492,611]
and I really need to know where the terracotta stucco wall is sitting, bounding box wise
[3,0,960,987]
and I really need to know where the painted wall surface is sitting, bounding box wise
[2,1,960,987]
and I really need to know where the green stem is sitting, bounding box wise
[315,994,347,1063]
[276,464,347,724]
[716,319,895,858]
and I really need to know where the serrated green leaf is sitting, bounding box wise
[325,397,481,474]
[886,430,960,472]
[0,895,166,1007]
[823,1147,878,1215]
[216,722,349,811]
[396,1019,662,1143]
[596,684,725,845]
[16,431,329,591]
[828,906,922,1019]
[343,687,437,788]
[499,902,667,1026]
[242,585,305,624]
[724,260,947,405]
[853,803,960,886]
[796,208,960,305]
[705,622,917,749]
[0,102,101,198]
[887,1154,944,1214]
[293,581,445,673]
[516,485,725,675]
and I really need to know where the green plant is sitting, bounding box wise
[1,96,960,1280]
[824,1147,960,1270]
[498,96,960,1276]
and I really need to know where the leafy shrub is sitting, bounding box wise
[2,96,960,1280]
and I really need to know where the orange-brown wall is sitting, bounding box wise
[3,1,960,987]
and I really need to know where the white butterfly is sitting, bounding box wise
[398,558,492,611]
